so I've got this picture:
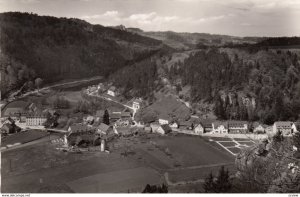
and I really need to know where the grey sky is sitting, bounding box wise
[0,0,299,36]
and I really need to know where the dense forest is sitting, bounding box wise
[0,12,164,97]
[167,48,300,123]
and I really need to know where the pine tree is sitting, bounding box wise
[203,166,232,193]
[204,172,215,193]
[103,109,110,125]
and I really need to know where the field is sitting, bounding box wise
[1,130,49,147]
[1,133,238,193]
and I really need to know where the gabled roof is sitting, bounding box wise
[3,107,27,116]
[110,113,121,119]
[26,110,47,118]
[228,120,248,127]
[158,114,172,121]
[179,121,193,127]
[213,121,228,129]
[274,121,292,128]
[121,112,131,118]
[161,124,172,134]
[69,123,90,133]
[200,119,214,128]
[253,122,268,128]
[97,123,110,133]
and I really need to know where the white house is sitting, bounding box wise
[107,86,116,97]
[132,98,142,111]
[228,121,248,134]
[291,122,300,133]
[194,123,204,135]
[169,121,179,129]
[273,121,293,135]
[158,114,171,125]
[212,121,228,134]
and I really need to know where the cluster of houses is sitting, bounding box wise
[148,115,300,136]
[86,83,119,97]
[0,101,52,134]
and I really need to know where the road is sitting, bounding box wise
[5,76,103,104]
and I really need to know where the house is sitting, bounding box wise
[121,112,131,120]
[194,123,204,135]
[107,86,116,97]
[178,121,193,130]
[1,123,14,134]
[212,121,228,134]
[2,107,27,121]
[96,123,110,135]
[132,98,142,111]
[110,112,121,122]
[200,119,214,133]
[150,122,172,135]
[26,111,47,126]
[169,121,179,129]
[292,122,300,133]
[158,114,172,125]
[273,121,293,135]
[228,121,248,134]
[115,118,130,127]
[68,123,91,133]
[253,122,268,134]
[84,115,95,125]
[265,126,274,135]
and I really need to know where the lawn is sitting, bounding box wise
[238,141,255,146]
[168,164,236,183]
[152,135,234,167]
[1,130,49,147]
[67,167,164,193]
[227,147,242,155]
[218,141,237,147]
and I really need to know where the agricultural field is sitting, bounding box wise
[1,130,49,147]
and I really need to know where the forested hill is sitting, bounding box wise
[165,48,300,123]
[0,12,166,97]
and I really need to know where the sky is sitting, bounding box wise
[0,0,299,37]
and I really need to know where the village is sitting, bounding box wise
[1,82,300,153]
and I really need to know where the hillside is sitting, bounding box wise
[0,12,166,98]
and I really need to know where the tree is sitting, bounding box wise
[204,172,215,192]
[203,166,232,193]
[35,78,43,90]
[103,109,110,125]
[142,184,168,193]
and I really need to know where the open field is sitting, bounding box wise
[2,133,238,193]
[67,167,164,193]
[1,130,49,147]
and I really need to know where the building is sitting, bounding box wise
[178,121,193,130]
[228,121,248,134]
[212,121,228,134]
[200,119,214,133]
[292,122,300,133]
[194,123,204,135]
[68,123,91,133]
[273,121,293,135]
[121,112,131,120]
[1,123,14,134]
[253,122,267,134]
[158,114,171,125]
[132,98,142,111]
[26,111,47,126]
[107,86,116,97]
[169,121,179,129]
[96,123,110,135]
[110,112,122,122]
[154,124,172,135]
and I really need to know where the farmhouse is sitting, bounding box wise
[200,119,214,133]
[253,122,267,134]
[121,112,131,120]
[110,112,121,122]
[292,122,300,133]
[26,111,47,126]
[169,121,179,129]
[68,123,91,133]
[228,120,248,134]
[178,121,193,130]
[132,98,142,111]
[194,123,204,135]
[273,121,293,135]
[154,124,172,135]
[107,86,116,97]
[212,121,228,134]
[96,123,110,135]
[158,114,172,125]
[1,123,14,134]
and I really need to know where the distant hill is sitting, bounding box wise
[0,12,167,97]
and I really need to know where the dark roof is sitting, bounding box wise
[179,121,193,127]
[228,120,248,127]
[110,113,121,119]
[121,112,131,118]
[161,124,172,134]
[274,121,292,128]
[213,121,228,129]
[3,107,27,117]
[200,119,214,128]
[26,110,47,118]
[69,123,90,133]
